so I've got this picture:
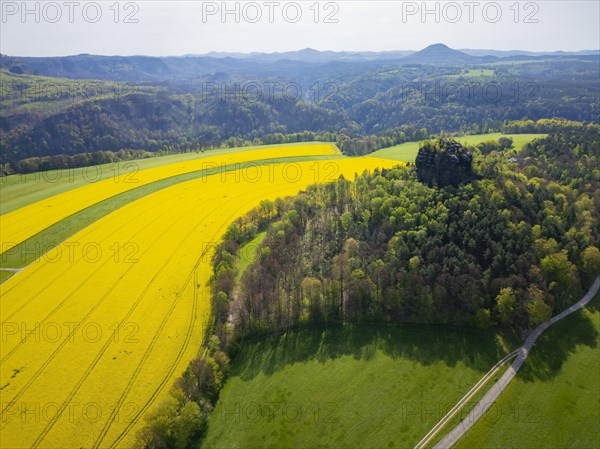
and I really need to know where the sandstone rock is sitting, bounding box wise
[415,138,473,187]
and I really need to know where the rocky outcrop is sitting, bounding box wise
[415,138,474,187]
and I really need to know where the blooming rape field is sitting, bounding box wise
[0,143,340,252]
[0,153,400,448]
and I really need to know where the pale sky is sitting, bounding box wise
[1,1,599,56]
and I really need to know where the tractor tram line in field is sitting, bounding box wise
[0,187,185,326]
[94,253,203,449]
[0,188,214,424]
[0,185,211,389]
[2,166,216,442]
[105,255,208,449]
[2,178,239,444]
[30,242,190,449]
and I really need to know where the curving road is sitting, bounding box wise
[428,277,600,449]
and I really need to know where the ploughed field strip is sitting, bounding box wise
[0,156,400,449]
[0,144,340,252]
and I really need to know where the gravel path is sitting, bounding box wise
[429,277,600,449]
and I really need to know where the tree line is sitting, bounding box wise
[2,149,153,175]
[7,117,585,176]
[1,124,430,175]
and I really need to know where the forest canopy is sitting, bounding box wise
[209,122,600,344]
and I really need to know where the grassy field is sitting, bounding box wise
[0,142,334,214]
[454,292,600,449]
[0,270,17,283]
[370,133,545,162]
[235,232,267,284]
[201,324,517,449]
[448,69,495,78]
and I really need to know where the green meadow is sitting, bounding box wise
[201,324,517,449]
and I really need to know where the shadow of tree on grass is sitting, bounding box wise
[231,293,599,384]
[231,322,516,382]
[519,293,599,383]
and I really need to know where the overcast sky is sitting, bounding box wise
[1,1,599,56]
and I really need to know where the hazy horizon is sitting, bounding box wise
[1,1,598,57]
[2,44,600,59]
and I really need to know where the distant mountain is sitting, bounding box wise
[0,53,261,82]
[200,47,600,61]
[2,44,598,83]
[402,43,480,64]
[200,48,414,63]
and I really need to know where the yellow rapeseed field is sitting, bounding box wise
[0,144,339,253]
[0,156,401,448]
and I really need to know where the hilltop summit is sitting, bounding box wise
[404,43,475,63]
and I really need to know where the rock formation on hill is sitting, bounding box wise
[415,138,474,187]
